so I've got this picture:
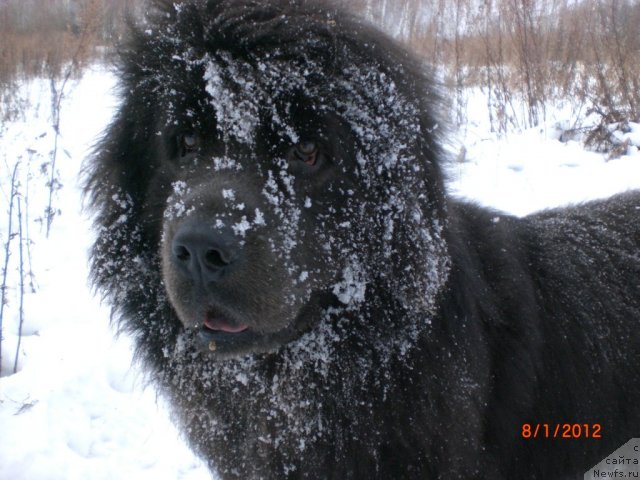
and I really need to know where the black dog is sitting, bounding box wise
[86,0,640,478]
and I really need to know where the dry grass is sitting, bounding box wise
[350,0,640,133]
[1,0,638,133]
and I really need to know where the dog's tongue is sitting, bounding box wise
[204,314,248,333]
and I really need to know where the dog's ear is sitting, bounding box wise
[389,85,450,316]
[84,92,180,363]
[85,96,154,225]
[351,78,449,317]
[381,172,451,316]
[391,184,450,313]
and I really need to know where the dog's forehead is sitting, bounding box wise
[201,51,308,145]
[142,3,430,178]
[196,48,421,160]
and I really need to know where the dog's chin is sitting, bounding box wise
[195,325,306,359]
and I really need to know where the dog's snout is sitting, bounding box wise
[171,222,240,283]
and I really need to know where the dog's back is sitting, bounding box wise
[449,191,640,477]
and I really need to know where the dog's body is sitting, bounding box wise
[86,0,640,478]
[447,194,640,477]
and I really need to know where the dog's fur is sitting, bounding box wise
[86,0,640,478]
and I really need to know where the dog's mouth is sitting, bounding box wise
[193,295,327,358]
[203,312,249,334]
[196,307,271,358]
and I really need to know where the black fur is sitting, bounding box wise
[86,1,640,478]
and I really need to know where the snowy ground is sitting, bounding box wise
[0,67,210,480]
[0,66,639,480]
[448,90,640,215]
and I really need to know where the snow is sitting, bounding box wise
[231,216,251,238]
[0,67,210,480]
[0,65,639,480]
[447,90,640,216]
[164,181,193,221]
[204,56,261,145]
[332,261,367,307]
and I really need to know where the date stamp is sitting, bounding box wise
[521,423,602,439]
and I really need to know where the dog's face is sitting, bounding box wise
[119,1,450,359]
[156,50,377,358]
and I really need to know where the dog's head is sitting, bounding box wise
[89,0,450,359]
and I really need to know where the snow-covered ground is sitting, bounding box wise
[0,66,639,480]
[0,67,210,480]
[448,90,640,215]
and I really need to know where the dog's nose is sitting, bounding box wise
[171,222,240,283]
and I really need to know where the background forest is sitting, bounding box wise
[2,0,639,137]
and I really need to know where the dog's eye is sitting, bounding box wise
[179,132,199,157]
[292,141,318,166]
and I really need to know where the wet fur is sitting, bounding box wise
[86,0,640,478]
